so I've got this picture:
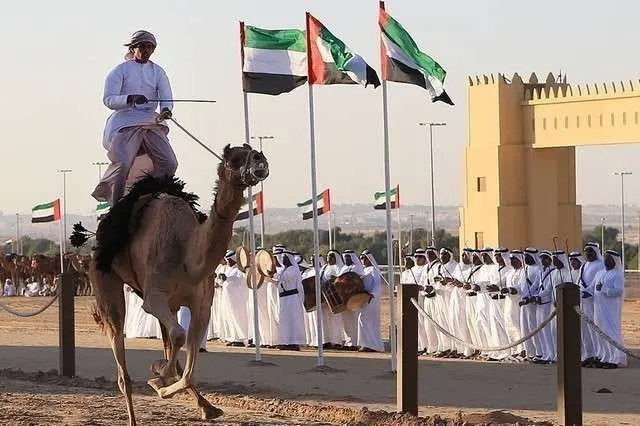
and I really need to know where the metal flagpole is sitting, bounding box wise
[306,12,325,366]
[58,213,64,273]
[397,205,402,264]
[382,80,397,372]
[328,212,333,250]
[243,92,262,362]
[15,214,20,255]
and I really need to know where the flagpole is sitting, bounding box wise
[306,12,324,367]
[58,215,64,273]
[241,21,261,362]
[328,212,333,250]
[397,205,402,264]
[380,0,397,371]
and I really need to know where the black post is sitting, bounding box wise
[397,283,418,415]
[59,272,75,377]
[556,282,582,426]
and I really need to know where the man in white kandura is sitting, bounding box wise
[358,250,384,352]
[593,250,627,368]
[92,30,177,206]
[577,242,604,367]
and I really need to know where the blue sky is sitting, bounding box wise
[1,0,639,215]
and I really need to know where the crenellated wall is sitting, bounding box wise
[458,71,640,251]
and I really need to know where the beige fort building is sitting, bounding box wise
[459,72,637,251]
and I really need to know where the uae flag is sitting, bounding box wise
[4,239,14,245]
[378,3,453,105]
[241,23,307,95]
[31,199,61,223]
[306,13,380,87]
[373,185,400,209]
[236,191,264,220]
[297,189,331,220]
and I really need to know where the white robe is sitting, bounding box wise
[357,266,384,352]
[221,265,249,343]
[208,265,225,340]
[504,267,525,355]
[275,265,307,345]
[339,264,363,347]
[593,269,627,366]
[486,263,511,359]
[451,263,473,356]
[420,261,441,354]
[434,261,456,352]
[462,265,485,349]
[307,264,344,346]
[521,265,541,357]
[577,259,604,361]
[409,264,428,352]
[124,286,162,338]
[536,267,555,361]
[246,275,270,346]
[177,306,207,350]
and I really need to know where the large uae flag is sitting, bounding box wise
[236,191,264,220]
[373,185,400,210]
[31,199,61,223]
[378,4,453,105]
[306,13,380,87]
[241,23,307,95]
[297,189,331,220]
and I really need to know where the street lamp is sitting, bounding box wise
[58,169,72,255]
[92,161,109,181]
[250,135,274,248]
[613,171,632,268]
[418,122,446,247]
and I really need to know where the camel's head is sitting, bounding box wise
[220,144,269,187]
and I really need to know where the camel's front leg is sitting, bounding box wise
[157,286,215,404]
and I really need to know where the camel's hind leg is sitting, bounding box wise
[92,268,137,426]
[152,324,223,420]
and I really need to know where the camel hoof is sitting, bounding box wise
[200,405,224,420]
[147,376,179,396]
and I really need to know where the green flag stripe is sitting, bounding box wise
[32,201,55,211]
[244,26,306,53]
[381,15,446,83]
[296,192,324,208]
[319,27,354,71]
[374,187,398,201]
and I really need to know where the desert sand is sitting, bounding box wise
[0,282,638,425]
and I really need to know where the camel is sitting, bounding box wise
[86,144,268,425]
[65,253,93,295]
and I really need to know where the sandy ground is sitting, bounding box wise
[0,285,638,425]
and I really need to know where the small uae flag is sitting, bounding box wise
[96,201,110,220]
[307,13,380,87]
[374,185,400,210]
[297,189,331,220]
[236,191,264,220]
[241,23,307,95]
[4,239,14,245]
[379,4,453,105]
[31,199,61,223]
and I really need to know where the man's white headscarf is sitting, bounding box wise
[584,241,603,262]
[341,250,364,275]
[604,250,624,272]
[124,30,157,60]
[326,250,344,269]
[568,251,585,269]
[224,249,236,263]
[524,247,541,266]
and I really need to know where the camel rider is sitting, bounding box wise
[92,30,178,207]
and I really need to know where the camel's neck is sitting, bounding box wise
[190,181,245,278]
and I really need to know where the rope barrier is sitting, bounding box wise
[0,289,60,318]
[574,305,640,361]
[410,297,557,353]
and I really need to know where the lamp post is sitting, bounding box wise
[600,217,605,251]
[418,122,446,247]
[58,169,72,254]
[614,172,632,268]
[250,135,274,248]
[92,161,109,182]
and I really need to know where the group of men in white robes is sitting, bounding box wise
[403,243,627,367]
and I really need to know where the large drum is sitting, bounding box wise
[323,272,372,314]
[302,275,317,312]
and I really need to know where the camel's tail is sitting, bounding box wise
[91,303,107,334]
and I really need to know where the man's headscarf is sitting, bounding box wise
[509,250,525,268]
[341,250,364,275]
[124,30,157,59]
[224,249,236,263]
[326,250,344,269]
[604,250,624,272]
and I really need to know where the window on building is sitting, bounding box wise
[476,177,486,192]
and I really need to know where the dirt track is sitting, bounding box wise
[0,295,638,425]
